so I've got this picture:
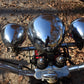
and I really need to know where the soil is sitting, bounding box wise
[0,0,84,84]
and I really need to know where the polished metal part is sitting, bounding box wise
[0,63,34,76]
[18,46,36,51]
[69,64,84,72]
[70,18,84,40]
[27,14,65,52]
[1,62,84,83]
[70,18,84,49]
[56,56,65,63]
[1,23,25,47]
[42,71,57,83]
[34,65,69,80]
[37,58,48,69]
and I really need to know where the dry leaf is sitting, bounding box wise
[18,75,23,82]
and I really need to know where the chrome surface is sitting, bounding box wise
[1,62,84,83]
[34,65,69,80]
[0,63,34,76]
[27,14,65,52]
[56,56,65,63]
[42,71,57,83]
[70,18,84,40]
[18,46,36,51]
[69,64,84,72]
[37,58,48,69]
[1,23,25,47]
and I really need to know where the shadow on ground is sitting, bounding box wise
[0,5,84,15]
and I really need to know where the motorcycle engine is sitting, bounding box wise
[27,14,65,53]
[70,18,84,50]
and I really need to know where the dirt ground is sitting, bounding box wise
[0,0,84,84]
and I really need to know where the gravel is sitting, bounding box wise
[0,0,84,84]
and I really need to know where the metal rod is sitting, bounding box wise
[18,46,36,51]
[0,63,19,73]
[68,64,84,72]
[16,43,76,51]
[61,43,76,47]
[0,63,34,76]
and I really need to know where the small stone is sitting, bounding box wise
[26,17,29,21]
[13,19,17,22]
[1,17,6,20]
[67,63,70,66]
[18,75,23,82]
[39,1,43,5]
[10,13,14,16]
[19,3,24,7]
[17,19,20,22]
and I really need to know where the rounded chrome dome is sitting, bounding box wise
[27,14,65,52]
[71,18,84,40]
[70,17,84,49]
[1,23,25,47]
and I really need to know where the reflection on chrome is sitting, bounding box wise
[27,14,65,52]
[1,23,25,47]
[71,18,84,40]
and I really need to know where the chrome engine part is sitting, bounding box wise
[34,65,69,83]
[56,56,66,67]
[37,58,48,69]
